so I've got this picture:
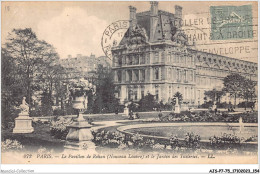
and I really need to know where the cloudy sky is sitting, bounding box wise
[2,1,257,62]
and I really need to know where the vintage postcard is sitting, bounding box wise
[1,1,258,165]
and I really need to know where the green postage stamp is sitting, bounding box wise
[210,5,253,40]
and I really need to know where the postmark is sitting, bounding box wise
[101,20,129,59]
[210,5,253,40]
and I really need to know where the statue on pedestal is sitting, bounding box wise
[13,97,34,133]
[123,103,129,116]
[174,97,180,114]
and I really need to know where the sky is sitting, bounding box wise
[1,1,258,62]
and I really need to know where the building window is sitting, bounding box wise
[134,70,139,81]
[140,54,145,64]
[168,52,171,63]
[154,68,159,80]
[117,86,121,98]
[184,70,187,82]
[167,68,172,80]
[128,89,132,100]
[155,89,159,101]
[185,87,187,99]
[154,52,159,63]
[176,55,179,63]
[134,55,139,65]
[141,69,145,81]
[117,70,122,82]
[129,55,133,65]
[118,57,122,66]
[126,55,129,65]
[127,70,132,82]
[177,69,180,81]
[141,86,145,98]
[169,86,172,98]
[134,90,138,100]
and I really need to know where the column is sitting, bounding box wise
[121,85,126,103]
[114,70,118,82]
[137,85,141,100]
[150,67,153,81]
[138,69,141,81]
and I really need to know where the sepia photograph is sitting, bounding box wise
[1,0,258,167]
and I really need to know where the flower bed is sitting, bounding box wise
[157,111,257,123]
[2,139,24,152]
[91,128,257,153]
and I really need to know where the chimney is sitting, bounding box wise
[149,1,159,42]
[129,6,137,26]
[175,5,182,18]
[150,1,158,16]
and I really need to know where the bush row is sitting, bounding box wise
[157,111,257,123]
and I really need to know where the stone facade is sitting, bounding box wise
[111,2,257,106]
[60,54,111,76]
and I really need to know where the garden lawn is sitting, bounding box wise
[2,123,65,153]
[86,111,170,121]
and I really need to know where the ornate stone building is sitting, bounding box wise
[111,2,257,106]
[61,54,111,77]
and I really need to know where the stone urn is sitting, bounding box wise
[65,95,95,151]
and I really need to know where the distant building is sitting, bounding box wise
[60,54,111,77]
[111,2,257,106]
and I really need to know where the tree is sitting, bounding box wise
[37,64,64,115]
[223,73,245,107]
[3,28,59,112]
[138,93,157,111]
[1,48,25,128]
[92,65,119,113]
[239,79,257,109]
[204,88,225,103]
[173,92,183,104]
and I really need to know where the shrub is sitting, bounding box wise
[169,135,179,149]
[142,139,155,149]
[245,135,258,142]
[53,109,64,116]
[30,107,43,117]
[199,101,213,108]
[1,106,20,129]
[91,130,125,147]
[184,132,200,149]
[50,117,73,140]
[2,139,23,152]
[238,102,255,109]
[158,112,168,121]
[209,133,242,149]
[131,133,144,147]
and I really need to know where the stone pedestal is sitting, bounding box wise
[212,103,217,111]
[174,104,180,114]
[13,114,34,133]
[65,121,96,152]
[123,106,129,116]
